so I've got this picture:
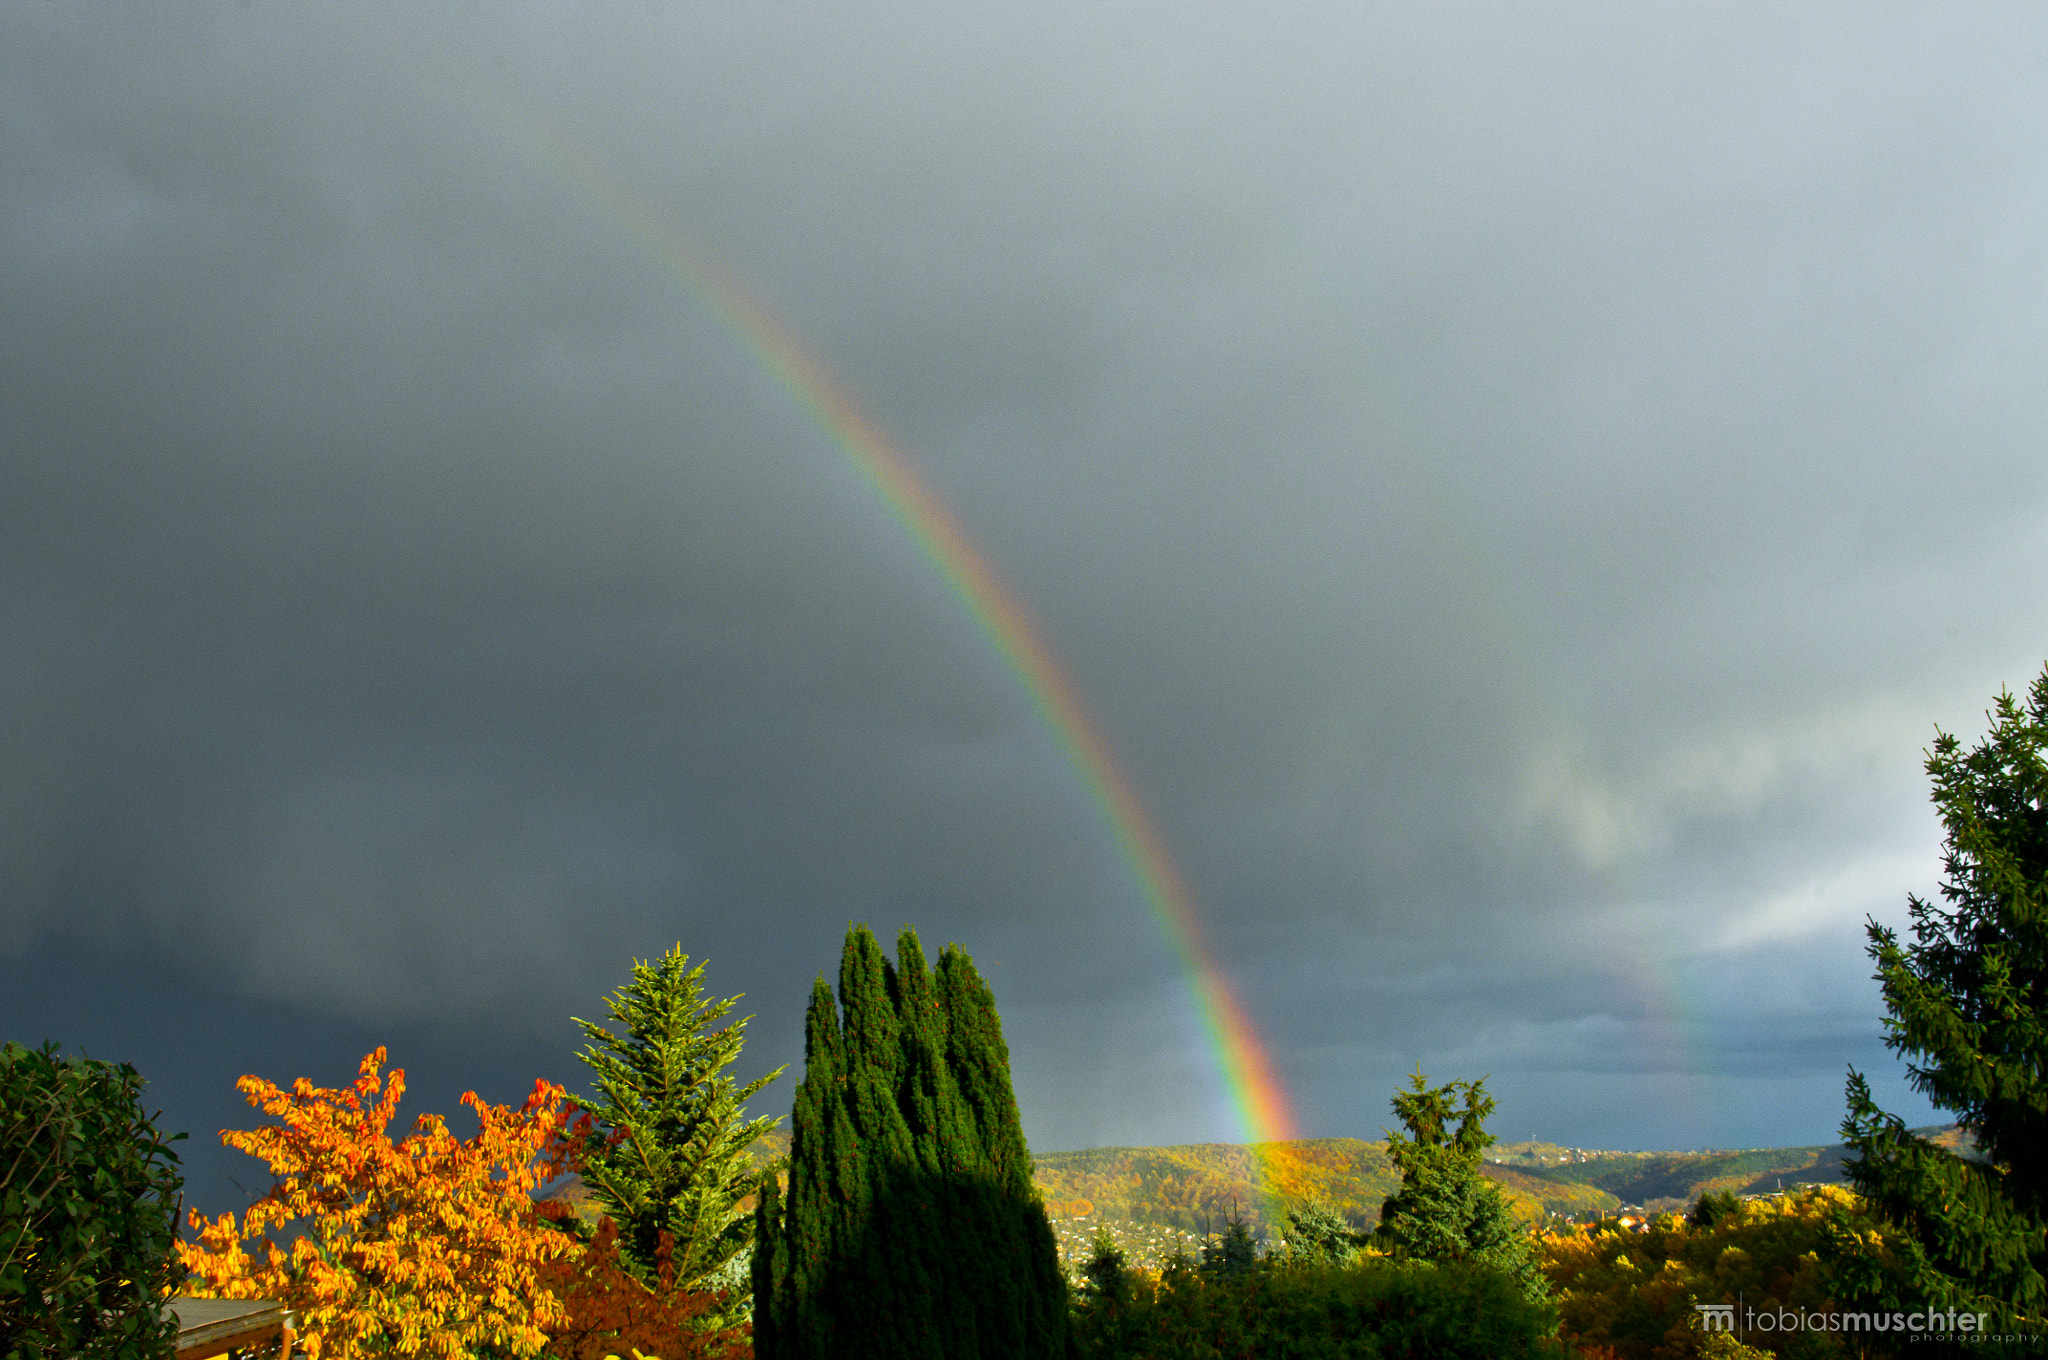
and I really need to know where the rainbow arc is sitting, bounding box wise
[492,109,1297,1162]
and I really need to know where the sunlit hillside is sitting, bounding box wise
[1022,1130,1918,1273]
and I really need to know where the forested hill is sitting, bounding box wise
[1033,1139,1395,1236]
[1029,1134,1882,1240]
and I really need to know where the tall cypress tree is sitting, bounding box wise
[764,975,861,1358]
[755,926,1066,1360]
[1840,668,2048,1344]
[751,1165,785,1359]
[888,930,973,1355]
[936,945,1067,1356]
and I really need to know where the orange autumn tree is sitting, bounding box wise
[180,1048,583,1360]
[541,1217,751,1360]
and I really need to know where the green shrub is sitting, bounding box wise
[1073,1252,1561,1359]
[0,1041,186,1360]
[1283,1200,1366,1266]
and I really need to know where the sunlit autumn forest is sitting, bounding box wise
[1026,1134,1860,1264]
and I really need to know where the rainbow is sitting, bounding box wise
[698,278,1301,1152]
[502,116,1297,1153]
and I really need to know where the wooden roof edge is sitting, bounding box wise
[167,1296,293,1345]
[175,1317,294,1360]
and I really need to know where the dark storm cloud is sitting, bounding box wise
[5,1,2046,1204]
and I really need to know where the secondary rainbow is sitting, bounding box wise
[513,119,1296,1150]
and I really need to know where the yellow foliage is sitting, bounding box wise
[179,1048,582,1360]
[1535,1187,1873,1359]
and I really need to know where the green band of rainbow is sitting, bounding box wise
[495,111,1296,1153]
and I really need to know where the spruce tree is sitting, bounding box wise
[571,946,784,1325]
[1199,1215,1261,1278]
[754,925,1067,1360]
[1840,667,2048,1341]
[1375,1070,1540,1297]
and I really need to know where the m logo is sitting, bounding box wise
[1695,1303,1737,1332]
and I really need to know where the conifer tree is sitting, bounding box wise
[1840,667,2048,1340]
[572,946,784,1326]
[1199,1215,1261,1278]
[754,925,1066,1360]
[1375,1070,1540,1297]
[1284,1199,1366,1263]
[754,976,845,1358]
[750,1166,785,1360]
[935,944,1066,1354]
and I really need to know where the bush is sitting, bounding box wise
[1283,1200,1366,1265]
[0,1040,186,1360]
[540,1217,750,1360]
[1072,1252,1561,1359]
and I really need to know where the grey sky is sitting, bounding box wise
[6,1,2044,1215]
